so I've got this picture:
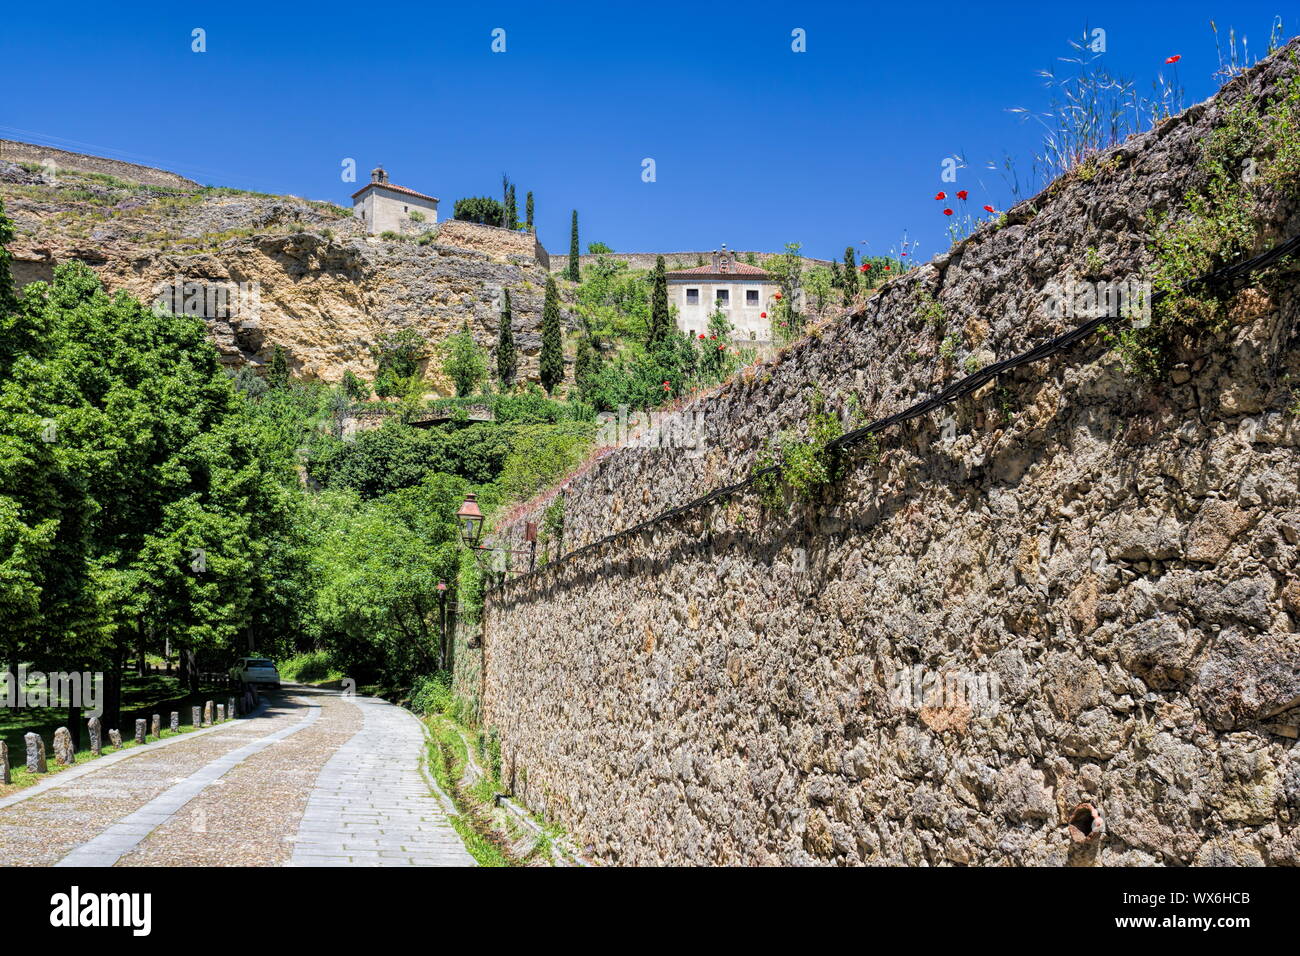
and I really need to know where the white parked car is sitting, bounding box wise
[230,657,281,688]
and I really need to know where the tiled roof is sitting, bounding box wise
[666,261,771,278]
[351,181,439,203]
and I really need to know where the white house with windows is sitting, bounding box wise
[666,247,777,343]
[352,166,438,235]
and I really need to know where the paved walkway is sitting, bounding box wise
[289,696,475,866]
[0,686,472,867]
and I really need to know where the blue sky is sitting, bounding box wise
[0,1,1290,262]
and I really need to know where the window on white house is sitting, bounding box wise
[716,289,730,308]
[746,289,760,306]
[686,288,699,305]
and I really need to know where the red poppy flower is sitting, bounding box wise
[883,265,891,271]
[775,292,782,300]
[717,344,725,351]
[1165,54,1181,64]
[662,381,670,391]
[943,208,954,216]
[956,190,968,200]
[935,191,946,200]
[983,204,995,213]
[699,333,706,339]
[860,264,869,272]
[901,252,907,257]
[760,311,767,318]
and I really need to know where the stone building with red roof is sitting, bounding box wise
[352,166,439,236]
[666,245,778,343]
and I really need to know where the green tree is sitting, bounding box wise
[453,196,504,225]
[371,328,426,398]
[505,183,518,230]
[805,265,834,315]
[341,370,369,402]
[268,345,290,389]
[540,276,564,395]
[525,191,534,230]
[497,289,516,389]
[842,247,859,305]
[568,210,580,282]
[441,321,487,397]
[587,241,613,254]
[764,243,805,343]
[647,255,670,348]
[573,332,602,399]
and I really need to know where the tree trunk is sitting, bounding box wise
[68,702,81,750]
[102,644,124,734]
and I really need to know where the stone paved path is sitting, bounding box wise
[288,695,474,866]
[0,686,472,867]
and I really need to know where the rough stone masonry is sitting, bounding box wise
[479,43,1300,866]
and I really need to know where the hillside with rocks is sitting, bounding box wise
[0,152,557,387]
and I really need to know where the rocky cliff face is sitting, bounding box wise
[1,158,557,386]
[469,44,1300,865]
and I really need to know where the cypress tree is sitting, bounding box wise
[0,200,16,321]
[648,255,670,349]
[505,184,517,229]
[574,333,601,398]
[502,174,510,228]
[568,210,580,282]
[526,191,534,230]
[497,288,516,388]
[268,345,290,389]
[843,247,859,305]
[540,276,564,394]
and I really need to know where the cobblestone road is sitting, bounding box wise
[0,686,473,867]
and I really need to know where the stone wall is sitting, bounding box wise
[550,250,838,275]
[434,219,549,270]
[477,46,1300,866]
[0,139,199,189]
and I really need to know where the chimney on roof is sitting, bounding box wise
[718,243,731,274]
[371,166,388,184]
[711,249,720,271]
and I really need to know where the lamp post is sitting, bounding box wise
[436,580,448,669]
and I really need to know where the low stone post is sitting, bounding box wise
[88,717,102,755]
[227,696,236,719]
[170,712,179,733]
[216,704,225,722]
[108,729,122,748]
[192,705,201,728]
[203,700,214,726]
[151,714,161,738]
[53,727,74,766]
[1,740,10,784]
[134,719,146,744]
[24,732,46,773]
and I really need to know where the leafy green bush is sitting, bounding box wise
[279,650,340,683]
[411,672,455,716]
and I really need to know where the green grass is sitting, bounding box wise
[423,716,515,867]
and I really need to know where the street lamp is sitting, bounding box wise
[455,492,534,583]
[457,493,484,549]
[436,580,449,669]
